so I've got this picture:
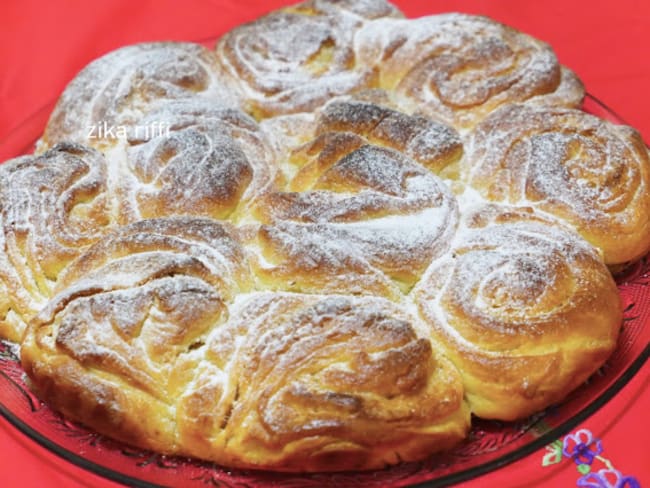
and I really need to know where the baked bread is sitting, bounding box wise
[40,42,232,151]
[413,206,621,420]
[249,130,459,298]
[0,143,129,342]
[213,0,402,118]
[354,13,584,128]
[123,99,282,221]
[23,230,470,470]
[315,96,464,174]
[1,0,644,473]
[464,103,650,265]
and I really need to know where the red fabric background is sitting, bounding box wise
[1,0,649,139]
[0,1,648,486]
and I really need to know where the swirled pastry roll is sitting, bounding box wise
[21,217,253,452]
[0,143,129,342]
[24,280,468,471]
[414,206,622,420]
[40,42,229,150]
[5,0,648,473]
[257,89,443,164]
[465,104,650,265]
[213,0,402,119]
[124,100,282,222]
[249,132,458,298]
[355,14,583,128]
[177,292,469,471]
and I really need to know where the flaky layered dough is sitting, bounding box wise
[4,0,642,474]
[40,42,232,151]
[414,207,621,420]
[214,0,402,119]
[249,132,459,298]
[354,14,584,128]
[316,96,464,174]
[0,143,132,341]
[123,99,282,222]
[0,102,282,342]
[21,220,469,470]
[465,104,650,265]
[179,292,469,471]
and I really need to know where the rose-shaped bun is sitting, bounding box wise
[249,131,458,299]
[414,206,621,420]
[355,14,583,128]
[177,292,469,471]
[214,0,402,119]
[0,143,129,341]
[465,104,650,265]
[40,42,229,150]
[124,100,282,222]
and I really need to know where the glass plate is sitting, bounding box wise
[0,92,648,488]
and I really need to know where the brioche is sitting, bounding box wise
[0,0,643,473]
[465,103,650,265]
[124,99,282,221]
[213,0,402,119]
[40,42,232,151]
[354,14,584,128]
[0,143,130,341]
[249,131,459,297]
[413,206,621,420]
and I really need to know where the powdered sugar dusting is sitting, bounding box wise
[354,13,564,127]
[124,99,281,222]
[40,42,236,150]
[466,103,650,263]
[415,203,615,346]
[317,98,463,172]
[5,0,639,469]
[0,143,132,339]
[412,204,620,417]
[29,216,252,401]
[254,142,458,292]
[214,1,401,117]
[177,290,465,464]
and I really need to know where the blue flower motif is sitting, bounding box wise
[563,429,603,466]
[577,468,640,488]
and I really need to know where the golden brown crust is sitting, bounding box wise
[40,42,231,151]
[213,0,402,119]
[465,103,650,265]
[414,206,622,420]
[178,292,469,471]
[22,277,470,471]
[123,99,282,222]
[0,143,131,341]
[248,131,458,297]
[2,1,636,474]
[21,217,253,454]
[355,14,573,128]
[316,98,463,173]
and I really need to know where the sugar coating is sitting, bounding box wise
[465,103,650,263]
[353,13,581,127]
[5,0,644,473]
[213,0,402,117]
[39,42,237,150]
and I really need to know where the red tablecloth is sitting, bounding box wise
[0,1,648,486]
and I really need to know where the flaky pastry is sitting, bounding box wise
[465,103,650,265]
[0,0,641,474]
